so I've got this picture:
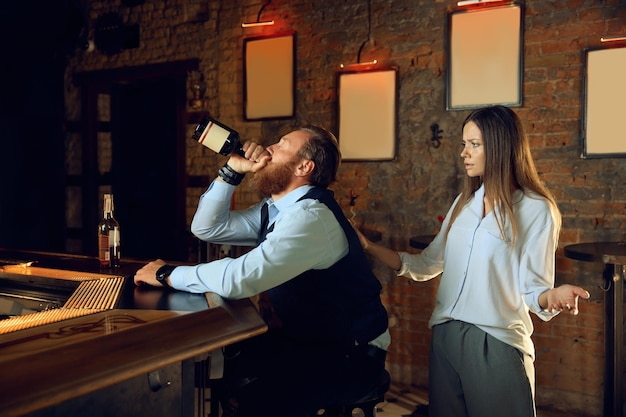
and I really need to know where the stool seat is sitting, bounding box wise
[313,369,391,417]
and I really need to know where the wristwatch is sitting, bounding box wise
[155,264,176,288]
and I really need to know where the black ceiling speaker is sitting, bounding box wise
[94,12,140,55]
[121,0,146,6]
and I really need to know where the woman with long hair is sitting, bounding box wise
[356,105,589,417]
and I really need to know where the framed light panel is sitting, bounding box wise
[337,65,398,161]
[582,46,626,158]
[446,3,523,110]
[243,31,295,120]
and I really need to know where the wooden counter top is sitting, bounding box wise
[0,249,267,417]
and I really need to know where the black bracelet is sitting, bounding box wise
[155,264,176,288]
[218,163,245,186]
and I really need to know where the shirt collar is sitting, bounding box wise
[266,184,315,222]
[468,184,525,216]
[467,184,485,217]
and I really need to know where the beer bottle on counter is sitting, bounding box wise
[192,116,245,156]
[97,193,121,268]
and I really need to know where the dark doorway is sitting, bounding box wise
[73,60,197,262]
[111,78,185,261]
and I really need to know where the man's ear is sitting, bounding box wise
[295,159,315,177]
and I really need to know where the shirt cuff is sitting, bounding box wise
[206,178,236,200]
[168,265,194,290]
[397,252,411,276]
[535,308,559,321]
[530,292,559,321]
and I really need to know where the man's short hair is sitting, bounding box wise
[298,126,341,188]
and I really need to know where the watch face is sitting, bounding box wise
[156,265,174,286]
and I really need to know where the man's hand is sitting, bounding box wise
[540,284,591,315]
[227,141,271,174]
[134,259,166,287]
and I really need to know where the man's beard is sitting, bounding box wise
[250,159,297,198]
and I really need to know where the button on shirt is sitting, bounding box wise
[398,185,558,359]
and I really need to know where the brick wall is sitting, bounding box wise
[65,1,626,415]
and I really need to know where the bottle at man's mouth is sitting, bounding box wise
[192,116,245,156]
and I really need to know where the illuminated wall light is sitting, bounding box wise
[457,0,503,6]
[340,60,378,70]
[241,20,274,28]
[601,36,626,42]
[241,0,275,28]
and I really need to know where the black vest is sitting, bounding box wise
[262,187,388,349]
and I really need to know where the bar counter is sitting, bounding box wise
[0,249,267,417]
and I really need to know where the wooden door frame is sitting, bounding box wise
[73,59,198,257]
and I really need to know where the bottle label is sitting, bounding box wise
[99,235,110,264]
[108,229,120,246]
[103,195,113,213]
[197,120,231,153]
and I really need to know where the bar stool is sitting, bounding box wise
[312,369,391,417]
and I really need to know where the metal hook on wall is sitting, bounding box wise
[430,123,443,148]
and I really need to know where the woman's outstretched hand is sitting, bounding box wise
[541,284,591,315]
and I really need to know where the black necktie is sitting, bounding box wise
[257,202,271,244]
[256,202,281,328]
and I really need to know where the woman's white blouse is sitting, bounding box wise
[398,185,559,359]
